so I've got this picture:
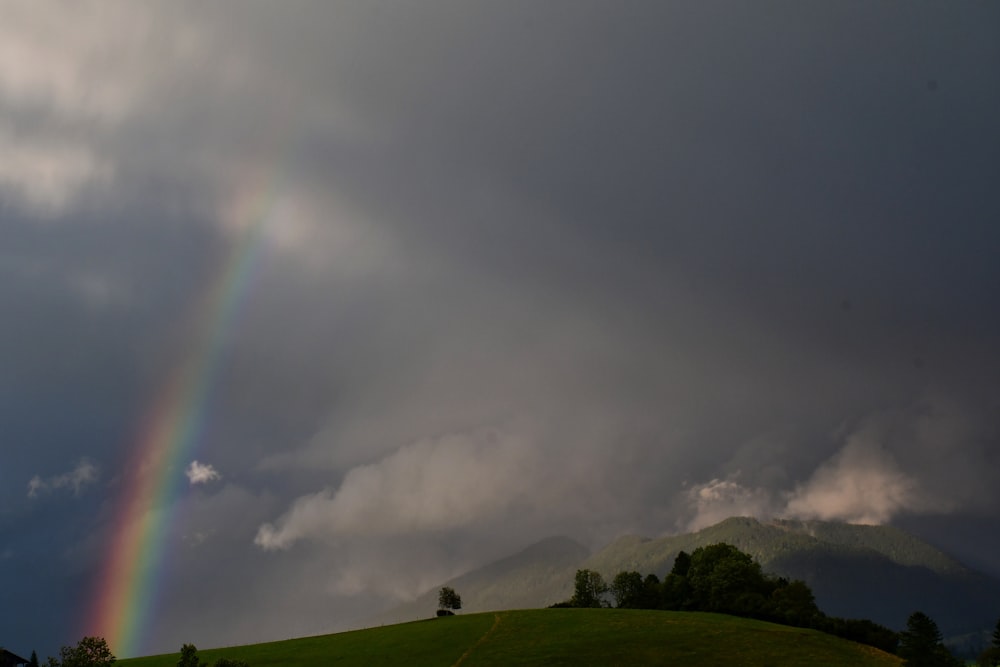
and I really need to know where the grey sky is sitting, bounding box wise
[1,1,998,658]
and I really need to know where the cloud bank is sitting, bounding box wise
[683,397,999,530]
[255,428,541,549]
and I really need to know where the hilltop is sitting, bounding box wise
[118,609,903,667]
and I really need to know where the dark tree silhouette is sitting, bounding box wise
[639,573,662,610]
[554,542,898,655]
[438,586,462,611]
[45,637,115,667]
[898,611,960,667]
[571,569,609,608]
[769,579,822,627]
[610,571,644,609]
[178,644,206,667]
[670,551,691,578]
[686,543,767,615]
[977,617,1000,667]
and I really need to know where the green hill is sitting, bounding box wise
[118,609,902,667]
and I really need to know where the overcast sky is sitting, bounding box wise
[2,0,999,659]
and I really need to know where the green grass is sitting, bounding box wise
[118,609,903,667]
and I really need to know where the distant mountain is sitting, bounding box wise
[584,517,998,636]
[368,536,588,626]
[375,517,1000,640]
[582,516,965,577]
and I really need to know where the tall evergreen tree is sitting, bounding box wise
[898,612,960,667]
[978,618,1000,667]
[670,551,691,578]
[30,651,40,667]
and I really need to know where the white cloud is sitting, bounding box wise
[683,474,777,531]
[0,1,371,243]
[186,460,221,485]
[684,408,948,528]
[27,459,99,498]
[783,433,923,525]
[0,2,215,121]
[779,400,991,525]
[255,427,540,550]
[0,128,113,215]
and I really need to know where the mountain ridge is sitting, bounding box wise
[582,516,969,578]
[374,516,998,640]
[368,535,588,626]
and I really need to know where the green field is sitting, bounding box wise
[118,609,903,667]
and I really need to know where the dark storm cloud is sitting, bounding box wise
[1,0,998,657]
[247,0,1000,638]
[278,0,1000,498]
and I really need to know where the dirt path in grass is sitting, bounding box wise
[451,613,503,667]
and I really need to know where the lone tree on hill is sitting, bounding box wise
[438,586,462,612]
[178,644,206,667]
[898,611,961,667]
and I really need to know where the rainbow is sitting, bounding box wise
[86,168,280,658]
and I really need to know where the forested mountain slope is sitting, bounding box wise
[585,517,998,636]
[376,517,999,637]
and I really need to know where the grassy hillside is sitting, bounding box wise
[119,609,902,667]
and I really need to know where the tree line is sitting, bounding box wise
[550,542,995,666]
[31,637,248,667]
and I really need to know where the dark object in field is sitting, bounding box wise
[436,609,455,617]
